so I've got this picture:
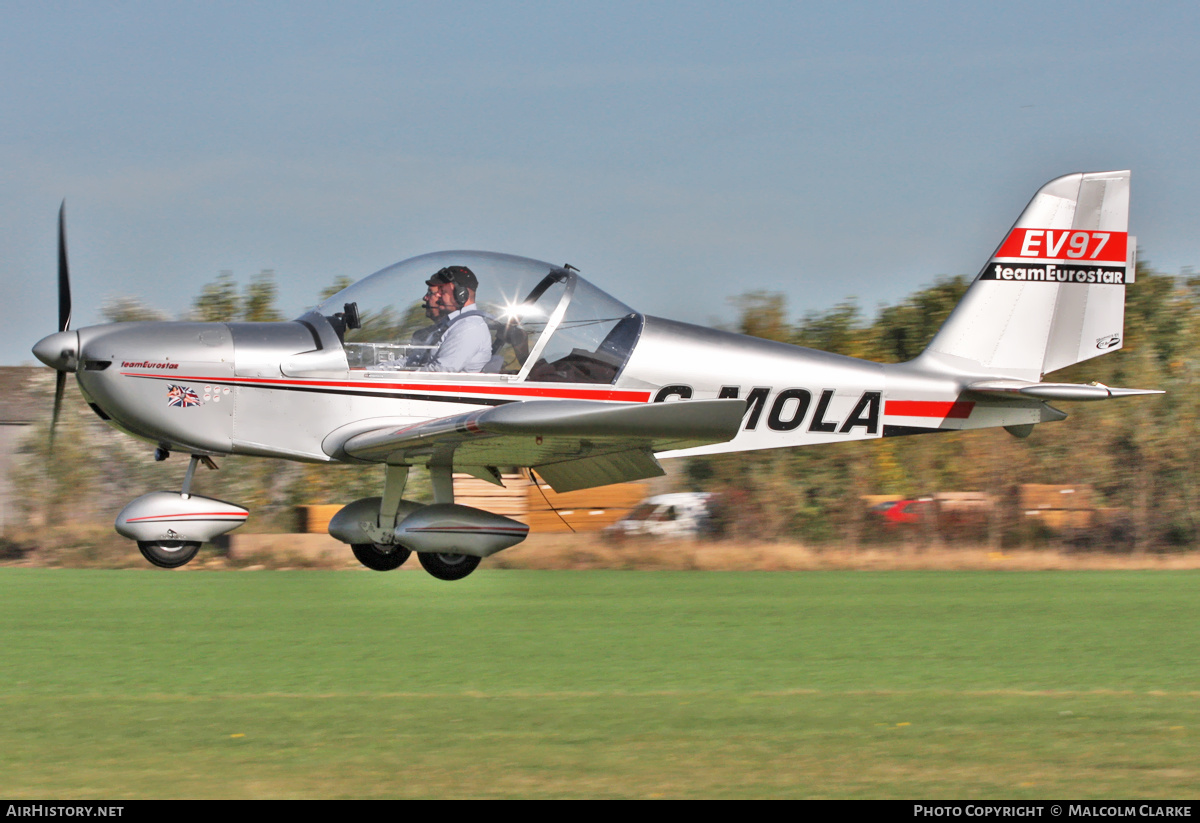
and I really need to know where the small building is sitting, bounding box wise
[0,367,45,534]
[297,474,648,535]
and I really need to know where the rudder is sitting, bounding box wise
[920,170,1134,381]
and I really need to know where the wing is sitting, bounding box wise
[336,398,747,493]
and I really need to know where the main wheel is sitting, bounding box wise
[417,551,481,581]
[137,540,201,569]
[351,543,412,571]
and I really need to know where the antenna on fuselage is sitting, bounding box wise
[527,469,577,534]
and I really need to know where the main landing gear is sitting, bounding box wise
[330,464,529,581]
[351,543,412,571]
[417,552,481,581]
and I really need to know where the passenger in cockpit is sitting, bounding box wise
[407,266,493,373]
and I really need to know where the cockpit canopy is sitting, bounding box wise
[310,251,643,384]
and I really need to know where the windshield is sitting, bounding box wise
[311,251,642,384]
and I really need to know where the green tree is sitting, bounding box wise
[190,268,283,323]
[319,276,354,302]
[728,291,791,342]
[872,275,969,362]
[795,300,871,359]
[101,297,168,323]
[243,269,282,322]
[192,270,241,321]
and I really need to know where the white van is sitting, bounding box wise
[602,493,717,540]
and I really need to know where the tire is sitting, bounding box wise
[137,540,201,569]
[417,551,481,581]
[351,543,412,571]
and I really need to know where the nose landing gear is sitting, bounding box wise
[115,454,247,569]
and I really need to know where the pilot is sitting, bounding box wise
[404,277,452,366]
[408,266,493,373]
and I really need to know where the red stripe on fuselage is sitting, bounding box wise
[404,527,529,534]
[126,511,248,522]
[885,400,974,419]
[120,372,651,403]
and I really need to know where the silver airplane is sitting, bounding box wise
[33,170,1160,579]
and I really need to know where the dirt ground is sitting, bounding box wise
[5,528,1200,571]
[488,533,1200,572]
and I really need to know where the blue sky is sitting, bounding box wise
[5,1,1199,365]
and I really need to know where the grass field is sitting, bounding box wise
[0,568,1197,798]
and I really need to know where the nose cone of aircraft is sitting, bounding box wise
[33,330,79,372]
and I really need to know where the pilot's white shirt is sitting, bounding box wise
[417,307,492,373]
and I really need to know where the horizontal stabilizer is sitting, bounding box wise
[966,379,1162,402]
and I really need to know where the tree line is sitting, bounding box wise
[692,262,1200,550]
[17,262,1200,550]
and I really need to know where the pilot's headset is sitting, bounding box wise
[435,266,478,309]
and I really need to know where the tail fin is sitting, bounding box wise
[920,170,1134,381]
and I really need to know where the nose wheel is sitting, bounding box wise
[119,455,245,569]
[137,540,202,569]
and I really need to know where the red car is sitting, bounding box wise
[868,498,933,526]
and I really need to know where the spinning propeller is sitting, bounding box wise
[31,202,78,451]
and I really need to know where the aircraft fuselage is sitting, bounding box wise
[69,312,1057,466]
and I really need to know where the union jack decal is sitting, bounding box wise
[166,384,202,408]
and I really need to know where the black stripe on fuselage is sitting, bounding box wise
[882,424,943,437]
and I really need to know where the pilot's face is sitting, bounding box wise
[436,282,460,309]
[423,283,447,319]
